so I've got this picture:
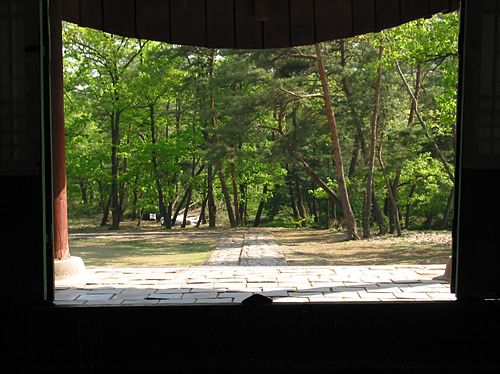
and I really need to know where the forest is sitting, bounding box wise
[63,11,459,239]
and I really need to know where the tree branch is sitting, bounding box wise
[395,61,455,183]
[278,86,325,100]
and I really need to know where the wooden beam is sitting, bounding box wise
[315,0,352,41]
[353,0,376,36]
[102,0,136,37]
[206,0,235,48]
[170,0,206,46]
[263,0,290,48]
[290,0,315,46]
[234,0,263,49]
[81,0,103,31]
[136,0,171,43]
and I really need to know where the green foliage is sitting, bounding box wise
[63,11,459,231]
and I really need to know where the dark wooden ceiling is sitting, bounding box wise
[61,0,460,49]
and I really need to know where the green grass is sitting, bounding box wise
[69,236,219,267]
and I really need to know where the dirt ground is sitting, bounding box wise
[270,228,451,266]
[69,219,451,266]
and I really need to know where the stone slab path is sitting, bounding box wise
[204,232,287,266]
[57,230,455,305]
[55,264,455,305]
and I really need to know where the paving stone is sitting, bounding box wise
[345,297,380,302]
[182,282,215,289]
[245,282,279,289]
[367,287,402,293]
[84,299,124,305]
[276,282,304,289]
[121,299,159,305]
[157,299,196,304]
[260,290,289,297]
[328,292,360,298]
[55,300,87,305]
[307,295,328,301]
[358,292,397,299]
[214,283,246,290]
[241,287,264,292]
[393,292,432,300]
[360,276,382,283]
[55,262,455,306]
[400,286,437,293]
[154,288,191,294]
[218,292,251,299]
[55,292,84,301]
[195,298,233,304]
[78,293,115,301]
[215,278,247,283]
[181,292,219,299]
[289,291,326,297]
[146,293,183,300]
[332,287,366,293]
[112,293,150,300]
[310,281,342,288]
[273,297,308,303]
[428,293,456,300]
[296,286,331,293]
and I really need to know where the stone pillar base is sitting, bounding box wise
[433,256,452,282]
[54,256,86,283]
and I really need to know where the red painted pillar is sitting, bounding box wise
[50,0,70,260]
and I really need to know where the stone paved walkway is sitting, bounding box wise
[204,232,287,266]
[55,265,455,305]
[56,230,455,305]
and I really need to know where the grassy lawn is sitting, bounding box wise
[69,234,219,267]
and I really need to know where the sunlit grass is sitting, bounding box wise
[271,228,451,266]
[69,236,218,267]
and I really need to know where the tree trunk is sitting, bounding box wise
[181,188,192,228]
[378,147,402,236]
[172,188,189,226]
[405,184,417,229]
[286,168,300,219]
[100,195,112,227]
[362,45,384,238]
[149,104,169,226]
[239,183,247,225]
[207,166,216,227]
[253,185,268,227]
[118,154,128,222]
[197,194,209,228]
[293,171,307,227]
[131,187,139,221]
[79,179,88,204]
[440,187,454,230]
[340,40,368,178]
[137,207,144,226]
[219,167,237,228]
[315,43,359,239]
[165,202,173,229]
[312,194,319,226]
[110,110,122,229]
[230,158,241,226]
[290,150,342,207]
[372,186,387,234]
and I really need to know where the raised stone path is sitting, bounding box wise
[56,231,455,305]
[204,232,288,266]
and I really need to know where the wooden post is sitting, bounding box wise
[50,0,70,260]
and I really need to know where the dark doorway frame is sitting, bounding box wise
[1,1,499,372]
